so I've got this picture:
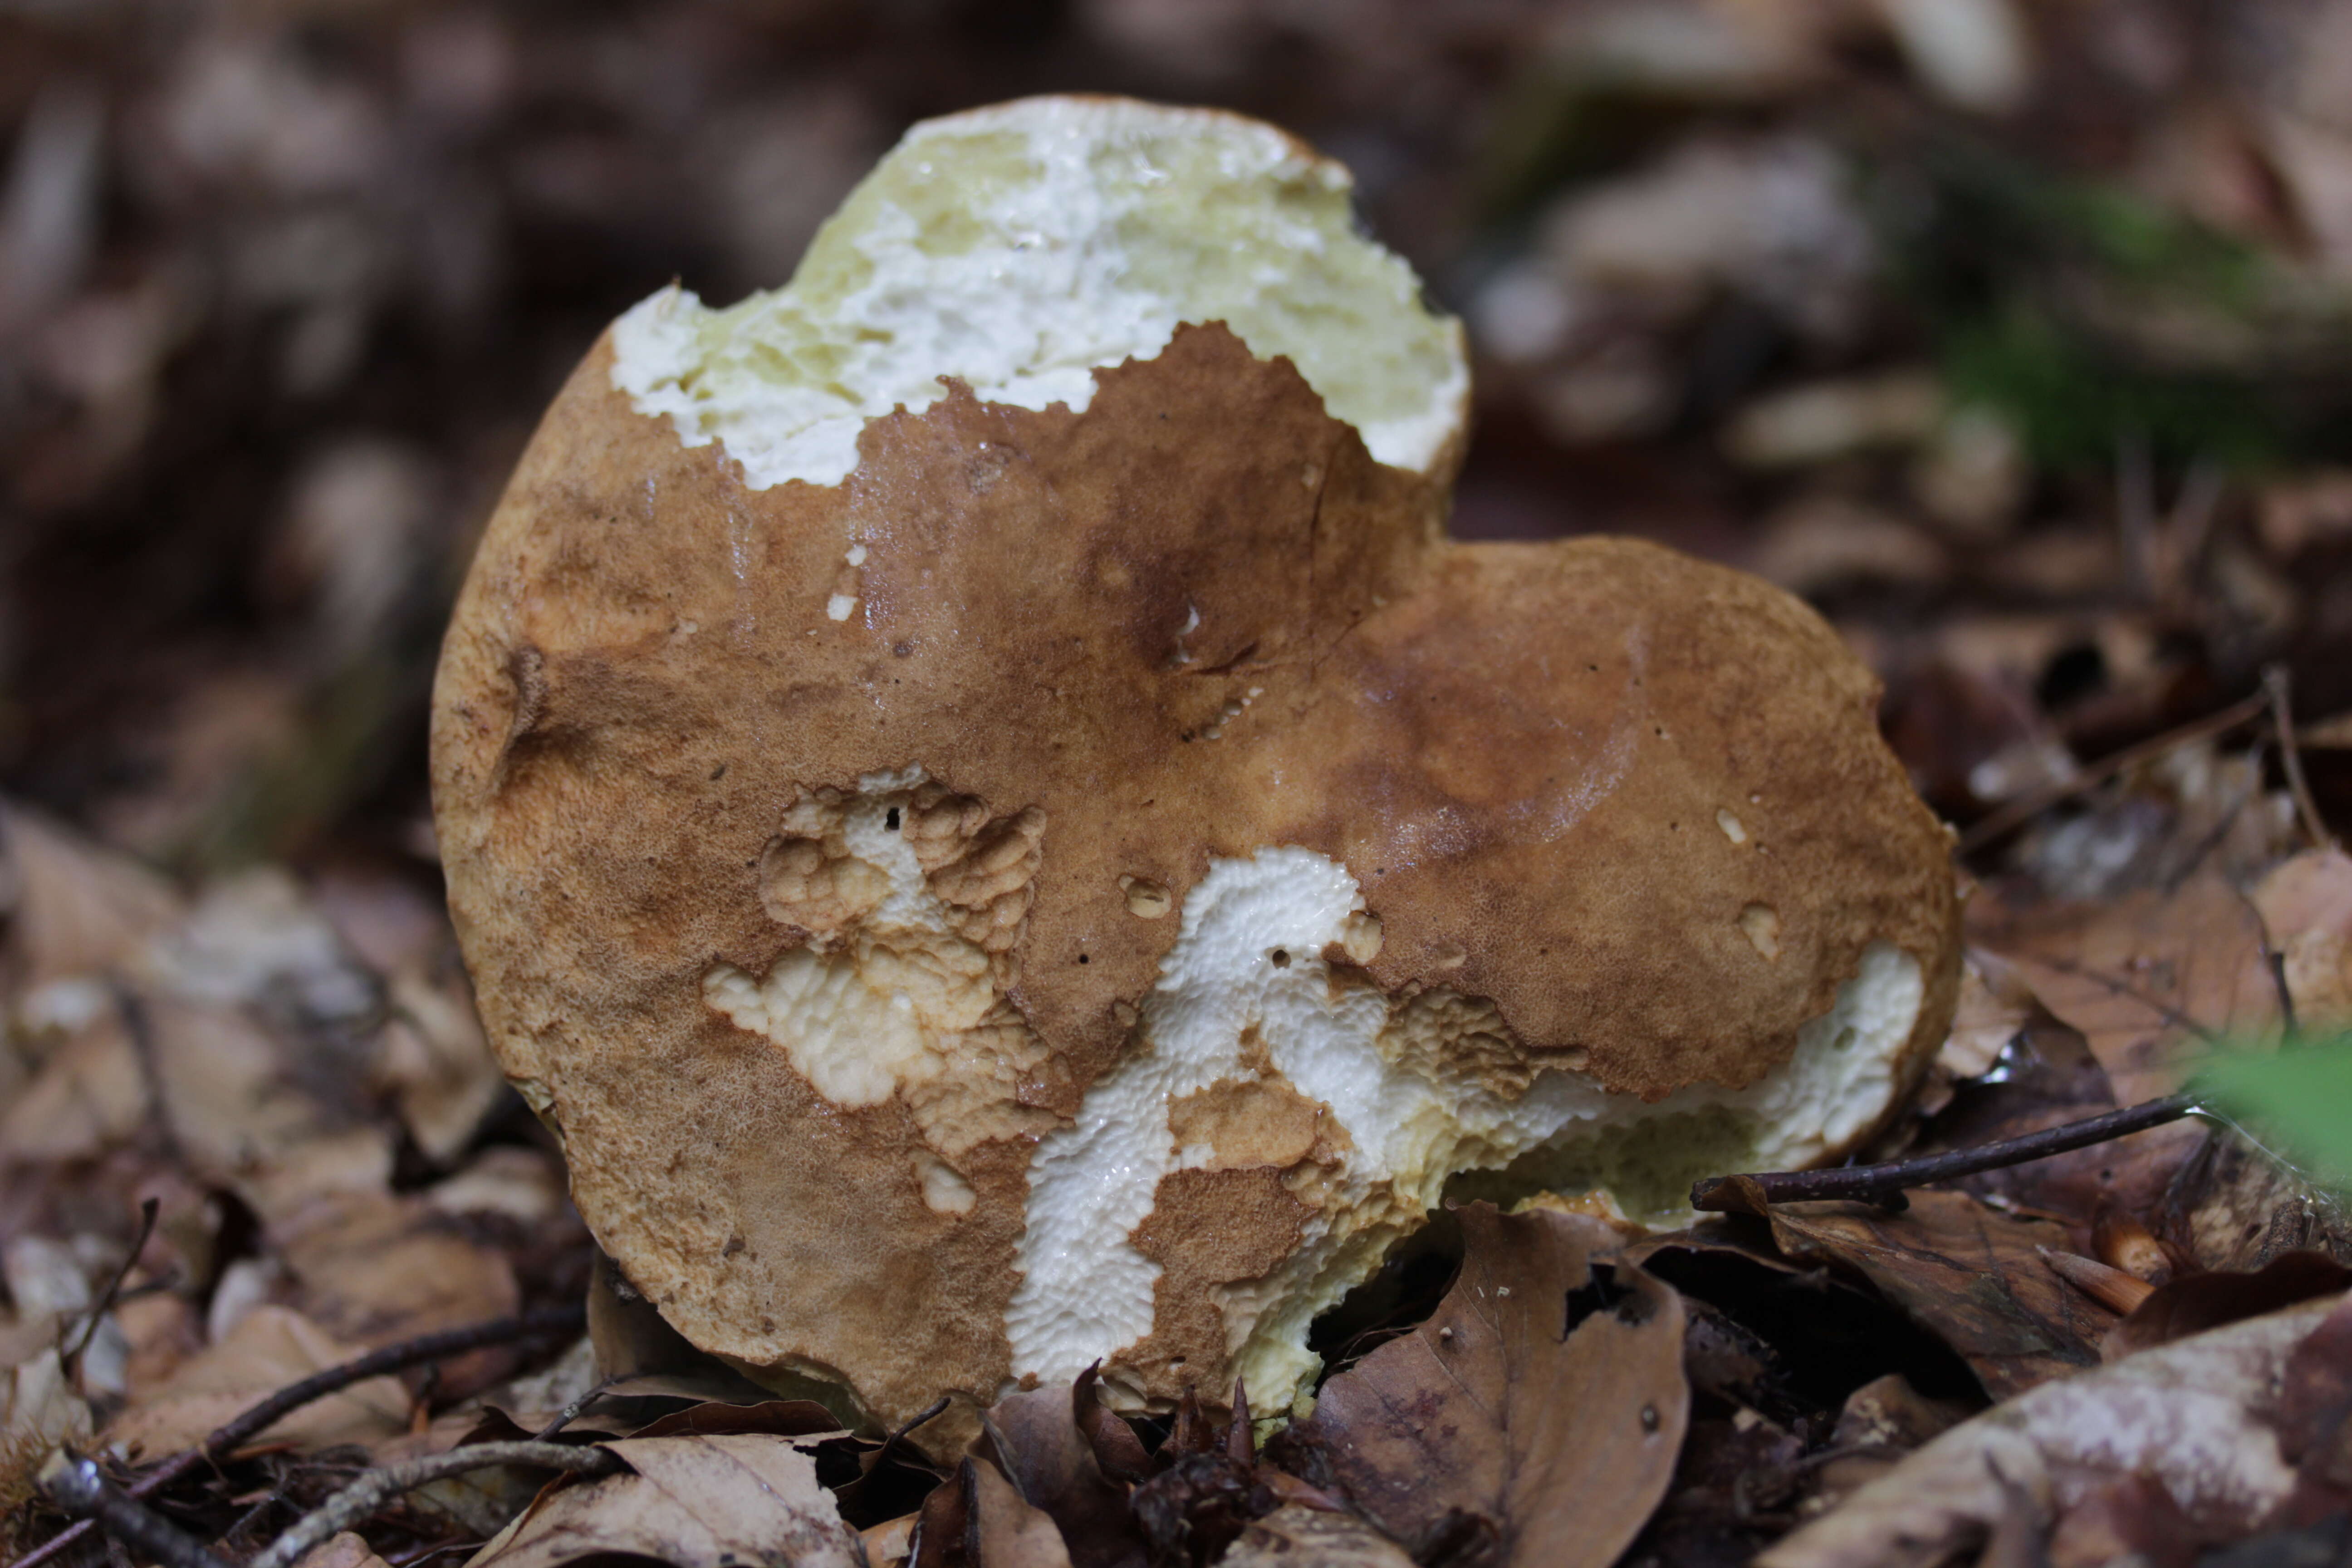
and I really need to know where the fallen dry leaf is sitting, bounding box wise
[1761,1191,2117,1398]
[1219,1505,1414,1568]
[2277,1294,2352,1519]
[0,1007,148,1163]
[2163,1123,2352,1271]
[104,1303,409,1459]
[2251,848,2352,1029]
[275,1189,518,1354]
[2103,1250,2352,1358]
[1758,1293,2351,1568]
[464,1432,861,1568]
[1808,1373,1978,1513]
[294,1532,393,1568]
[377,964,502,1163]
[1936,950,2038,1081]
[0,802,182,995]
[968,1455,1075,1568]
[980,1386,1146,1568]
[1297,1203,1687,1568]
[144,995,396,1218]
[1974,874,2283,1101]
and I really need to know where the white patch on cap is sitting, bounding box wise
[701,765,1057,1159]
[1004,845,1924,1410]
[609,97,1466,490]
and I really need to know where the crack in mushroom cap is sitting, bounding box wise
[431,95,1961,1436]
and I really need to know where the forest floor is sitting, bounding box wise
[6,1,2352,1565]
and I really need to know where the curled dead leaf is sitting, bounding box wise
[1762,1191,2116,1398]
[2103,1250,2352,1358]
[1219,1505,1414,1568]
[104,1304,409,1459]
[464,1432,861,1568]
[978,1385,1145,1568]
[1296,1203,1688,1568]
[967,1456,1074,1568]
[1758,1293,2350,1568]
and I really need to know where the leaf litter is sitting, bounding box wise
[9,0,2352,1561]
[2,602,2349,1568]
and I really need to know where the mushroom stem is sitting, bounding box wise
[1690,1094,2199,1212]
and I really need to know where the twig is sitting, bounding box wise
[2267,665,2337,853]
[530,1375,618,1442]
[65,1197,159,1369]
[41,1456,233,1568]
[1958,689,2271,854]
[880,1394,950,1458]
[250,1443,620,1568]
[5,1306,582,1568]
[1690,1094,2200,1212]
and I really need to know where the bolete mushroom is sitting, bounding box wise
[432,96,1960,1434]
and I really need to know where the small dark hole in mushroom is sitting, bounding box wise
[1078,953,1090,964]
[885,807,901,831]
[1270,949,1291,968]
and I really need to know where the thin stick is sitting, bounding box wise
[41,1457,234,1568]
[64,1197,159,1368]
[530,1375,619,1442]
[5,1306,582,1568]
[1959,688,2271,854]
[1690,1094,2199,1212]
[250,1443,620,1568]
[2268,665,2337,852]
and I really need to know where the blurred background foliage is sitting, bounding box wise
[3,0,2352,881]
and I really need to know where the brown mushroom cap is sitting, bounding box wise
[431,98,1959,1435]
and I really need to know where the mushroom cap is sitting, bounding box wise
[431,96,1960,1433]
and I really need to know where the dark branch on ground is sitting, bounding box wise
[41,1457,234,1568]
[64,1198,158,1369]
[1691,1095,2201,1212]
[6,1305,583,1568]
[248,1442,621,1568]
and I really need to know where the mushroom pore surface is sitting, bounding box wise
[431,95,1961,1434]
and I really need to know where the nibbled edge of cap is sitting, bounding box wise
[606,94,1469,490]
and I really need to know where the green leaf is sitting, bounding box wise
[2192,1035,2352,1194]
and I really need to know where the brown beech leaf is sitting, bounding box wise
[465,1432,861,1568]
[2252,848,2352,1029]
[2278,1295,2352,1515]
[1071,1364,1152,1485]
[979,1384,1145,1568]
[0,801,183,993]
[2163,1125,2352,1271]
[1297,1203,1688,1568]
[966,1457,1075,1568]
[104,1304,409,1459]
[292,1533,393,1568]
[1757,1294,2351,1568]
[1219,1505,1415,1568]
[2105,1251,2352,1358]
[1972,875,2282,1102]
[274,1189,519,1393]
[1762,1191,2116,1398]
